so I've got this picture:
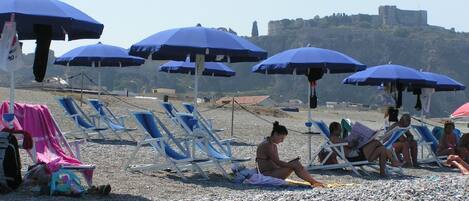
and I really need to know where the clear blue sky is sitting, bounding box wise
[21,0,469,55]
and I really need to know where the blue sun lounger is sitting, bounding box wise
[182,102,225,133]
[160,101,235,157]
[57,96,108,139]
[308,120,371,176]
[412,125,458,167]
[173,112,250,178]
[126,111,212,180]
[87,99,136,141]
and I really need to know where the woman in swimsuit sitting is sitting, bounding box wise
[256,121,324,187]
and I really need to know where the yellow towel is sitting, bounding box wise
[285,179,356,188]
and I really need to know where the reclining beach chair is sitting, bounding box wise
[126,111,218,180]
[173,113,250,177]
[160,102,236,158]
[87,99,136,141]
[382,126,410,149]
[182,102,225,133]
[0,102,95,186]
[160,101,180,124]
[308,120,370,176]
[411,125,446,167]
[56,96,108,139]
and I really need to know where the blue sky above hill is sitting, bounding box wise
[20,0,469,55]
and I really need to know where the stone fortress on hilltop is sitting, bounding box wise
[264,5,428,36]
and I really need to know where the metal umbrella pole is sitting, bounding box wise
[80,70,84,106]
[8,71,15,128]
[194,54,205,113]
[307,81,313,165]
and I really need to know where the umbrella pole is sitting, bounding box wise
[307,81,312,165]
[80,70,84,106]
[98,70,101,100]
[9,71,15,129]
[195,67,198,108]
[420,109,424,126]
[194,54,205,114]
[65,63,70,88]
[231,96,235,137]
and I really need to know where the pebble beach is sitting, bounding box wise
[1,87,468,201]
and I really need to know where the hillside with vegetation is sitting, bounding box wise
[2,13,468,117]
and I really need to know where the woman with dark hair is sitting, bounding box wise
[256,121,324,187]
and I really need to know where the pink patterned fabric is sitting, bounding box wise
[0,102,93,184]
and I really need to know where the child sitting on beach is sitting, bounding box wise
[256,121,324,187]
[327,122,402,176]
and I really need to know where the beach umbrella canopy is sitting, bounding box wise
[55,42,145,67]
[0,0,103,40]
[55,42,144,101]
[252,47,366,74]
[451,102,469,120]
[130,25,267,107]
[343,64,437,110]
[421,72,465,92]
[129,26,267,62]
[342,64,436,87]
[160,61,235,77]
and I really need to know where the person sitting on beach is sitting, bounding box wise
[444,155,469,175]
[327,122,402,176]
[457,133,469,162]
[256,121,324,187]
[437,121,458,156]
[385,114,418,167]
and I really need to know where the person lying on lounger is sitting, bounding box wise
[386,114,419,167]
[444,155,469,175]
[256,121,324,187]
[437,121,458,156]
[327,122,402,176]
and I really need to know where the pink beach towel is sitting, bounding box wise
[0,102,93,184]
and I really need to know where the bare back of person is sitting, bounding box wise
[256,138,280,174]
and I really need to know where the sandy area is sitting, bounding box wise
[0,87,467,201]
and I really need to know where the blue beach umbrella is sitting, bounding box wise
[130,25,267,106]
[160,61,235,77]
[0,0,103,122]
[343,64,437,110]
[130,26,267,63]
[252,46,366,164]
[55,42,145,100]
[342,64,436,87]
[411,72,465,120]
[160,61,235,104]
[421,72,465,92]
[252,47,366,74]
[0,0,103,40]
[252,46,366,120]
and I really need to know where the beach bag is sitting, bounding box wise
[49,169,85,197]
[0,132,22,192]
